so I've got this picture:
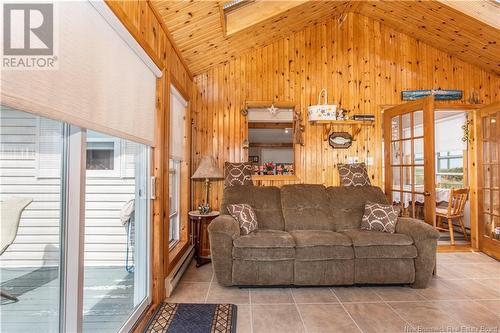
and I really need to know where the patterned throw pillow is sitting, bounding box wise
[227,204,258,235]
[361,201,399,233]
[224,162,253,187]
[338,163,371,187]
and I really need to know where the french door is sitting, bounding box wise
[477,101,500,259]
[383,96,436,225]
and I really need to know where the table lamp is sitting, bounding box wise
[191,155,223,214]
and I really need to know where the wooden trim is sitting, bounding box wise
[437,244,473,253]
[105,1,165,71]
[171,73,190,103]
[147,0,193,79]
[248,122,292,129]
[132,303,159,333]
[251,175,299,181]
[167,240,190,275]
[245,100,296,109]
[249,143,293,148]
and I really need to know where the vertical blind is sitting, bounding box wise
[1,1,160,146]
[170,85,187,160]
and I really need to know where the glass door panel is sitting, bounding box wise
[83,130,150,332]
[384,97,435,224]
[478,102,500,259]
[0,107,64,332]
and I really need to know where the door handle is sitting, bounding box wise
[423,191,431,197]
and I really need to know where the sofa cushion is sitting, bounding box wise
[361,201,399,233]
[327,186,389,231]
[289,230,354,260]
[341,229,417,259]
[221,185,285,230]
[233,230,295,260]
[280,184,333,231]
[227,203,258,235]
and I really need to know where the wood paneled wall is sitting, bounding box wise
[191,12,500,210]
[106,0,193,308]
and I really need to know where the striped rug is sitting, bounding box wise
[145,303,237,333]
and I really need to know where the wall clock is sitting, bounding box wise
[329,132,352,149]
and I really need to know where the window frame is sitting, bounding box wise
[85,135,122,178]
[169,158,181,249]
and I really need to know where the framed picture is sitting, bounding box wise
[249,155,259,163]
[329,132,352,149]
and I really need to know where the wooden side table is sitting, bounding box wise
[188,210,220,267]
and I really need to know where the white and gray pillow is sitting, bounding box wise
[227,204,258,235]
[361,201,399,233]
[338,163,371,187]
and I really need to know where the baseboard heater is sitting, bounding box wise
[165,246,194,297]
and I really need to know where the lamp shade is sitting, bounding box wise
[191,156,224,179]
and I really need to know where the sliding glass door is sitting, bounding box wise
[0,106,151,333]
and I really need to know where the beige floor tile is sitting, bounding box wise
[291,287,338,304]
[438,301,500,328]
[235,305,252,333]
[416,279,470,300]
[181,261,214,283]
[298,304,360,333]
[250,288,294,304]
[388,301,463,328]
[165,282,210,303]
[459,263,500,279]
[371,286,426,302]
[439,279,500,300]
[344,302,410,333]
[474,300,500,317]
[331,286,382,303]
[252,304,305,333]
[450,252,498,264]
[435,263,468,279]
[206,283,250,304]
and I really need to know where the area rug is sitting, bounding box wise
[144,303,237,333]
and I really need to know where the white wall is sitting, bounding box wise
[261,148,294,164]
[0,107,137,268]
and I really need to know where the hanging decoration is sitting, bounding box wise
[267,103,279,116]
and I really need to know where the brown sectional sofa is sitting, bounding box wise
[208,184,440,289]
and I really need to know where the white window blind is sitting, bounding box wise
[37,117,63,178]
[1,1,160,146]
[170,85,187,161]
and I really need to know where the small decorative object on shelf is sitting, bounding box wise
[401,89,463,101]
[353,114,375,121]
[329,132,353,149]
[308,89,337,121]
[337,108,350,121]
[495,226,500,240]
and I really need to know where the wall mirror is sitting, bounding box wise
[244,102,296,177]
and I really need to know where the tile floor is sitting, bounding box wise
[166,252,500,333]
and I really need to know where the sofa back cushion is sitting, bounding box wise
[280,184,334,231]
[221,185,285,230]
[327,186,388,231]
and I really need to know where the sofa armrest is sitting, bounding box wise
[396,217,440,288]
[208,215,240,286]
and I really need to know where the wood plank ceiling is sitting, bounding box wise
[151,0,500,76]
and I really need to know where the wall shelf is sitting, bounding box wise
[310,120,375,141]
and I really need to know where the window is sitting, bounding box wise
[86,130,121,177]
[169,159,181,247]
[169,85,187,247]
[436,151,464,188]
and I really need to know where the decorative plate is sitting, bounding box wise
[329,132,352,149]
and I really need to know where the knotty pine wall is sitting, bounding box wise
[191,12,500,210]
[106,0,193,302]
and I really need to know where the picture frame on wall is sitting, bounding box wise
[249,155,259,163]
